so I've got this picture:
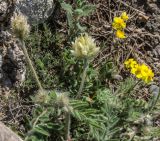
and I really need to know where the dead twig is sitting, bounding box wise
[116,0,146,16]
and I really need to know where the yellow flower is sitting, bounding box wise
[133,65,143,78]
[116,30,126,38]
[124,58,138,69]
[133,64,154,83]
[144,69,154,83]
[71,33,100,59]
[112,17,126,30]
[121,12,129,21]
[140,64,154,83]
[11,13,30,40]
[140,64,150,76]
[124,59,154,83]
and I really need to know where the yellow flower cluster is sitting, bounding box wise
[71,33,100,59]
[124,59,154,83]
[112,12,128,39]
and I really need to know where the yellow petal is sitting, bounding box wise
[112,17,126,30]
[116,30,126,39]
[121,12,129,21]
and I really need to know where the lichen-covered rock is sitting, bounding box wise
[0,0,26,94]
[0,31,26,95]
[17,0,53,23]
[0,0,16,29]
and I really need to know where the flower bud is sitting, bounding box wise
[71,33,100,59]
[11,13,30,40]
[34,90,49,104]
[55,91,71,111]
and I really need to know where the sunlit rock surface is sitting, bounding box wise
[0,31,26,95]
[16,0,53,23]
[0,0,26,95]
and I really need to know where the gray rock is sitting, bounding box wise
[0,122,23,141]
[149,85,159,96]
[0,31,26,94]
[16,0,54,24]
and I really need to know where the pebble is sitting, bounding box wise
[153,45,160,57]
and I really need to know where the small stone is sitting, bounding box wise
[112,74,123,81]
[153,49,158,57]
[156,46,160,54]
[155,62,160,68]
[149,85,159,95]
[152,58,159,61]
[147,3,158,13]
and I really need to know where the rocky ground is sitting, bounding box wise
[0,0,160,139]
[87,0,160,80]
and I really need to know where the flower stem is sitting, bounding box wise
[127,79,141,94]
[21,40,43,92]
[64,111,71,141]
[76,58,88,99]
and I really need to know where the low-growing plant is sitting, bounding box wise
[10,6,160,141]
[60,0,96,39]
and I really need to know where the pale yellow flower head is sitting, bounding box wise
[71,33,100,59]
[116,30,126,39]
[11,13,30,40]
[121,12,129,21]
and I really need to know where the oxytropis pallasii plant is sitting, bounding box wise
[5,1,160,141]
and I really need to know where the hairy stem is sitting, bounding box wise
[65,111,71,141]
[21,40,43,92]
[127,79,141,94]
[76,58,88,99]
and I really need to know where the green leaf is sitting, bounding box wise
[61,2,73,14]
[74,9,84,15]
[61,2,73,28]
[33,126,50,136]
[76,22,87,32]
[36,59,45,69]
[67,13,73,28]
[78,4,96,17]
